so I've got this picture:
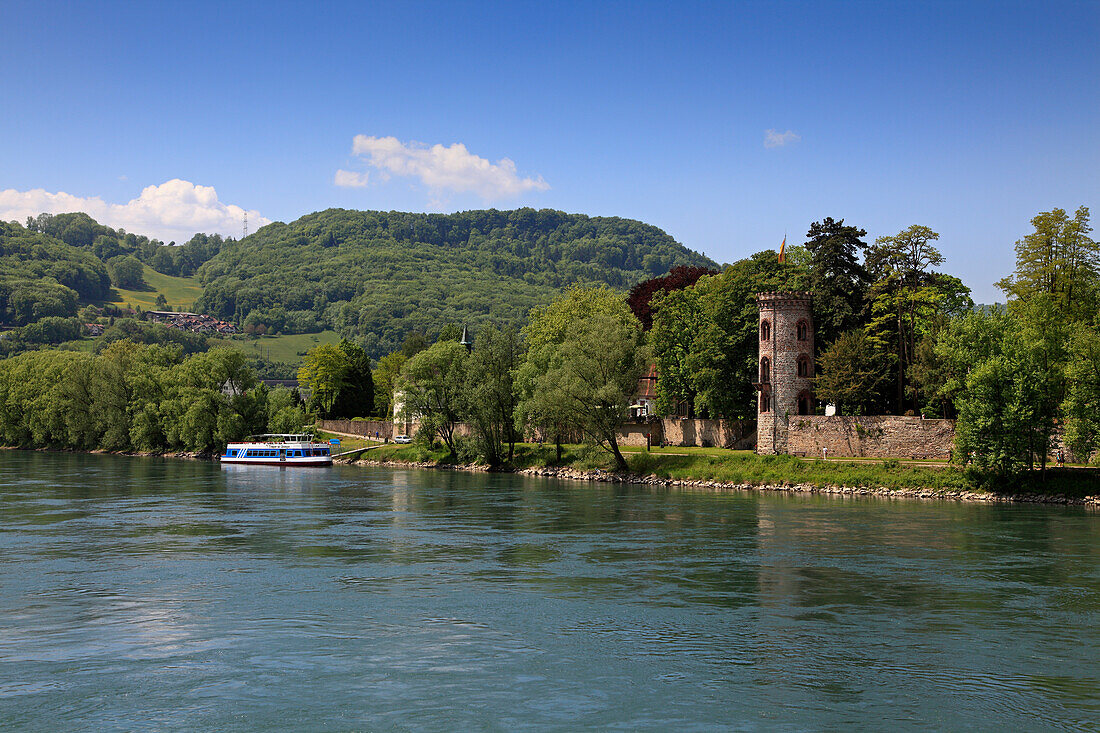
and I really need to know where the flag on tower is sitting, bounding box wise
[778,235,786,264]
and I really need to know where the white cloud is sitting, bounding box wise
[334,169,369,188]
[764,129,801,149]
[347,135,549,200]
[0,179,269,242]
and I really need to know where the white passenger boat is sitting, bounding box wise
[221,434,333,466]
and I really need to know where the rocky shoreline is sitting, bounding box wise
[7,447,1095,506]
[347,457,1100,507]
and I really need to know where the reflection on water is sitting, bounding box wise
[0,451,1097,730]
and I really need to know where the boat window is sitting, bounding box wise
[321,448,329,456]
[295,450,302,457]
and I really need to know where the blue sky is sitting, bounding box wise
[1,0,1097,302]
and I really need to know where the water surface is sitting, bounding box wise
[0,452,1097,731]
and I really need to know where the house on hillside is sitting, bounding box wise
[629,364,659,420]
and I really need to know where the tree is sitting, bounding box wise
[949,301,1065,474]
[155,293,168,310]
[803,217,870,346]
[649,250,807,420]
[814,329,890,415]
[297,344,349,417]
[163,347,266,453]
[626,265,717,330]
[517,285,632,459]
[465,324,524,465]
[107,255,146,289]
[996,206,1097,322]
[329,339,374,418]
[92,234,122,261]
[436,324,463,343]
[1062,319,1100,462]
[267,387,308,434]
[400,332,429,358]
[649,284,706,417]
[372,351,407,418]
[519,286,646,471]
[397,340,469,455]
[864,225,952,413]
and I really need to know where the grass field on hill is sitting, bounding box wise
[107,266,204,311]
[210,330,342,363]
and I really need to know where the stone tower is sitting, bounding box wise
[756,291,815,455]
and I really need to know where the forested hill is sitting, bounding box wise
[196,208,717,358]
[0,221,111,325]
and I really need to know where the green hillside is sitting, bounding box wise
[209,330,342,362]
[196,208,716,358]
[0,221,111,325]
[108,266,203,311]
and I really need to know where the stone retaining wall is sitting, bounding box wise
[317,418,474,441]
[321,418,754,449]
[317,419,397,439]
[785,415,956,459]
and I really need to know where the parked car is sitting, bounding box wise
[393,434,412,444]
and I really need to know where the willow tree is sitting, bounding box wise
[517,286,646,471]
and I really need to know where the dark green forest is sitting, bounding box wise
[0,221,111,325]
[195,208,717,357]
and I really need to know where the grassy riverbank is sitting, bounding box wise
[318,433,1100,500]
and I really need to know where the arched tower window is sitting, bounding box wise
[760,392,771,413]
[760,357,770,383]
[760,320,770,341]
[797,391,813,415]
[797,354,811,378]
[796,319,809,341]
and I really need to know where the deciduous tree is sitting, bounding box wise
[519,287,646,471]
[997,206,1097,322]
[397,340,469,455]
[465,324,524,465]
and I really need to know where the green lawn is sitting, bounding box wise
[210,330,342,363]
[106,266,204,311]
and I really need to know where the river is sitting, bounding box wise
[0,451,1096,731]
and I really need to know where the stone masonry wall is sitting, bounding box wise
[318,419,397,439]
[322,418,754,450]
[658,419,756,449]
[617,419,756,448]
[785,415,956,459]
[318,419,473,440]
